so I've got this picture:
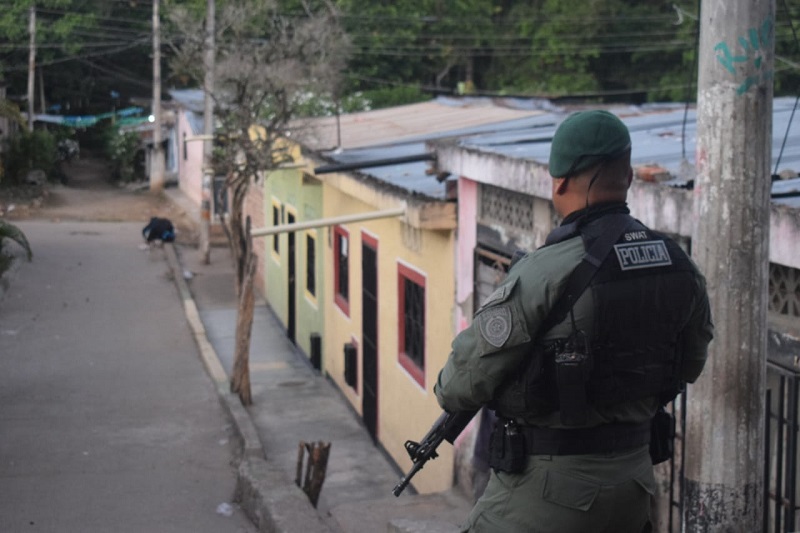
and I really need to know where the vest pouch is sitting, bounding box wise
[489,346,554,418]
[489,420,527,473]
[649,407,675,465]
[555,331,591,426]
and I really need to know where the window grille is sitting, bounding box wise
[403,278,425,368]
[770,263,800,317]
[272,205,280,254]
[306,233,316,297]
[398,264,426,386]
[334,226,349,315]
[479,183,534,232]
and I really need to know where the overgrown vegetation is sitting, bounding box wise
[1,130,57,186]
[104,127,142,183]
[0,219,32,278]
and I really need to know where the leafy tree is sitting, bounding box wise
[0,0,152,115]
[169,0,350,404]
[335,0,496,97]
[482,0,697,100]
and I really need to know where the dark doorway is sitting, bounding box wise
[287,212,296,344]
[362,236,379,442]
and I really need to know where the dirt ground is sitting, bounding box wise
[0,157,200,246]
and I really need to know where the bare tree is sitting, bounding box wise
[169,0,350,404]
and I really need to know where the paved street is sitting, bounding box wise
[0,221,255,533]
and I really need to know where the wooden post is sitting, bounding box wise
[685,0,775,530]
[295,441,331,508]
[27,6,35,132]
[150,0,165,193]
[200,0,215,264]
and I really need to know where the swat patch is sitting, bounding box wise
[614,240,672,270]
[479,306,512,348]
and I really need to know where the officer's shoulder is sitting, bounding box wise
[516,235,584,272]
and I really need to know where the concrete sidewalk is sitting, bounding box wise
[164,192,471,532]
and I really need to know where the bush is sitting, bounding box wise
[0,219,32,277]
[1,130,58,186]
[104,127,141,182]
[358,86,431,110]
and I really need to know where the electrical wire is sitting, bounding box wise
[2,38,148,72]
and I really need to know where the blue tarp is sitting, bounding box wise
[32,106,144,128]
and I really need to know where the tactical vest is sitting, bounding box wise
[491,214,697,424]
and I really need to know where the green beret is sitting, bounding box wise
[548,110,631,178]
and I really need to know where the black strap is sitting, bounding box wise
[541,214,631,427]
[540,214,632,334]
[520,421,651,455]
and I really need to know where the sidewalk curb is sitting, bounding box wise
[164,243,330,533]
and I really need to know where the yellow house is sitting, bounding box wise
[318,170,457,494]
[261,98,542,494]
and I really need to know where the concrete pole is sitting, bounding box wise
[685,1,775,530]
[26,5,35,132]
[200,0,215,264]
[150,0,165,193]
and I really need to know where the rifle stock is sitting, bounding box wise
[392,410,477,496]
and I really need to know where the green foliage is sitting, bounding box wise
[359,86,431,110]
[335,0,755,103]
[1,130,57,186]
[0,219,32,277]
[103,127,141,183]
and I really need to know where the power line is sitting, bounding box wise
[2,38,148,72]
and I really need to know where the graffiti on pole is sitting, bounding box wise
[714,16,774,95]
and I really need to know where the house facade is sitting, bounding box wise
[257,98,543,494]
[169,89,206,208]
[258,158,324,359]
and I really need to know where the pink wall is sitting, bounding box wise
[176,111,205,208]
[456,177,479,332]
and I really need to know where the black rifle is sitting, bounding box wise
[392,410,477,496]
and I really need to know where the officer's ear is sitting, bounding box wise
[553,177,569,196]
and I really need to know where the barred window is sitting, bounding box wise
[398,263,425,387]
[272,204,280,254]
[306,233,316,298]
[334,226,349,316]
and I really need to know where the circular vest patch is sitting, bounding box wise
[479,306,512,348]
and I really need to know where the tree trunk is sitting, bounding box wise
[230,216,255,406]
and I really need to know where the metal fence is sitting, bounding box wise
[662,360,800,532]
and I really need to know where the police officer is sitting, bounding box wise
[434,110,713,533]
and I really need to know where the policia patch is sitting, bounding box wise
[479,306,513,348]
[613,240,672,271]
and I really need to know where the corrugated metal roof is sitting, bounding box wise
[172,90,800,204]
[456,97,800,198]
[300,97,553,200]
[168,89,206,113]
[299,96,549,151]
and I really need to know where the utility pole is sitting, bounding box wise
[686,0,775,530]
[150,0,165,193]
[27,5,35,132]
[200,0,215,264]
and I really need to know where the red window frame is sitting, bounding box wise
[397,263,426,387]
[333,225,350,316]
